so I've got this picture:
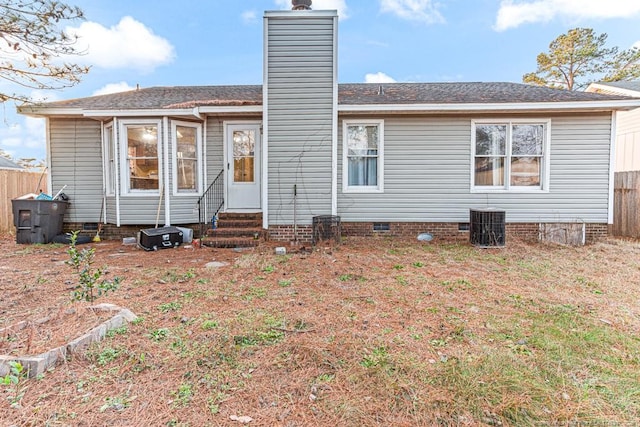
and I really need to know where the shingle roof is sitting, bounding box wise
[42,85,263,110]
[590,81,640,94]
[0,157,24,170]
[338,82,630,104]
[28,82,631,111]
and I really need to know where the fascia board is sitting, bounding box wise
[587,83,640,98]
[338,100,640,113]
[264,10,337,18]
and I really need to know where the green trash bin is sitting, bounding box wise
[11,199,69,244]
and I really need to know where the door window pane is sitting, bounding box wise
[233,130,255,183]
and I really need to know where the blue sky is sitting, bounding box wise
[1,0,639,161]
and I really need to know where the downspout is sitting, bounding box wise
[114,118,121,227]
[607,111,617,225]
[45,118,52,196]
[262,14,269,230]
[331,14,338,216]
[163,117,171,226]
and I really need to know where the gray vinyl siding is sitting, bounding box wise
[265,12,336,225]
[206,118,225,187]
[49,118,103,223]
[337,114,612,224]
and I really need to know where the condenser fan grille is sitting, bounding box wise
[470,208,505,247]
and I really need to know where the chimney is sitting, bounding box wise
[292,0,312,10]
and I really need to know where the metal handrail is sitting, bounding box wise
[197,169,224,240]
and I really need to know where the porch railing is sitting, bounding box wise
[197,169,224,239]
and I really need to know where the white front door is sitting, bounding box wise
[226,123,261,210]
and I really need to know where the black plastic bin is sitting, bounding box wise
[12,199,69,244]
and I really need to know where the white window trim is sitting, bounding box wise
[171,120,203,197]
[119,119,163,197]
[471,119,551,193]
[342,119,384,193]
[103,122,115,196]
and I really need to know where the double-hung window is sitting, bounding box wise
[172,121,202,195]
[473,120,549,191]
[121,120,161,194]
[343,120,384,193]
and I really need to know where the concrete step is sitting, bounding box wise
[202,237,260,248]
[206,227,263,238]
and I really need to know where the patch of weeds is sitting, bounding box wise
[396,275,409,286]
[130,317,144,325]
[242,286,267,301]
[195,278,210,285]
[338,274,353,281]
[66,231,122,302]
[412,261,425,267]
[208,392,227,415]
[440,278,472,292]
[93,346,122,366]
[158,301,182,313]
[262,265,275,273]
[99,394,135,412]
[276,255,291,264]
[393,264,404,270]
[1,361,26,407]
[316,373,335,383]
[160,268,195,283]
[148,328,170,342]
[171,383,193,408]
[576,276,604,295]
[278,278,293,287]
[201,320,219,330]
[360,346,392,370]
[255,329,285,345]
[430,338,448,348]
[106,325,128,338]
[508,294,524,308]
[171,338,188,355]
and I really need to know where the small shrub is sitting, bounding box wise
[66,231,121,302]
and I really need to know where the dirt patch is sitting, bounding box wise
[0,303,113,356]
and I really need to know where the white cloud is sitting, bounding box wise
[495,0,640,31]
[274,0,349,19]
[241,10,258,24]
[365,72,397,83]
[379,0,445,24]
[67,16,175,73]
[92,82,136,96]
[0,117,45,153]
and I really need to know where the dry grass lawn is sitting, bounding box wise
[1,235,639,426]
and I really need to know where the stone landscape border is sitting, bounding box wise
[0,303,137,378]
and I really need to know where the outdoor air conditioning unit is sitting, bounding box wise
[470,208,505,247]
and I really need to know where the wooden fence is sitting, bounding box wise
[0,170,47,233]
[613,171,640,238]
